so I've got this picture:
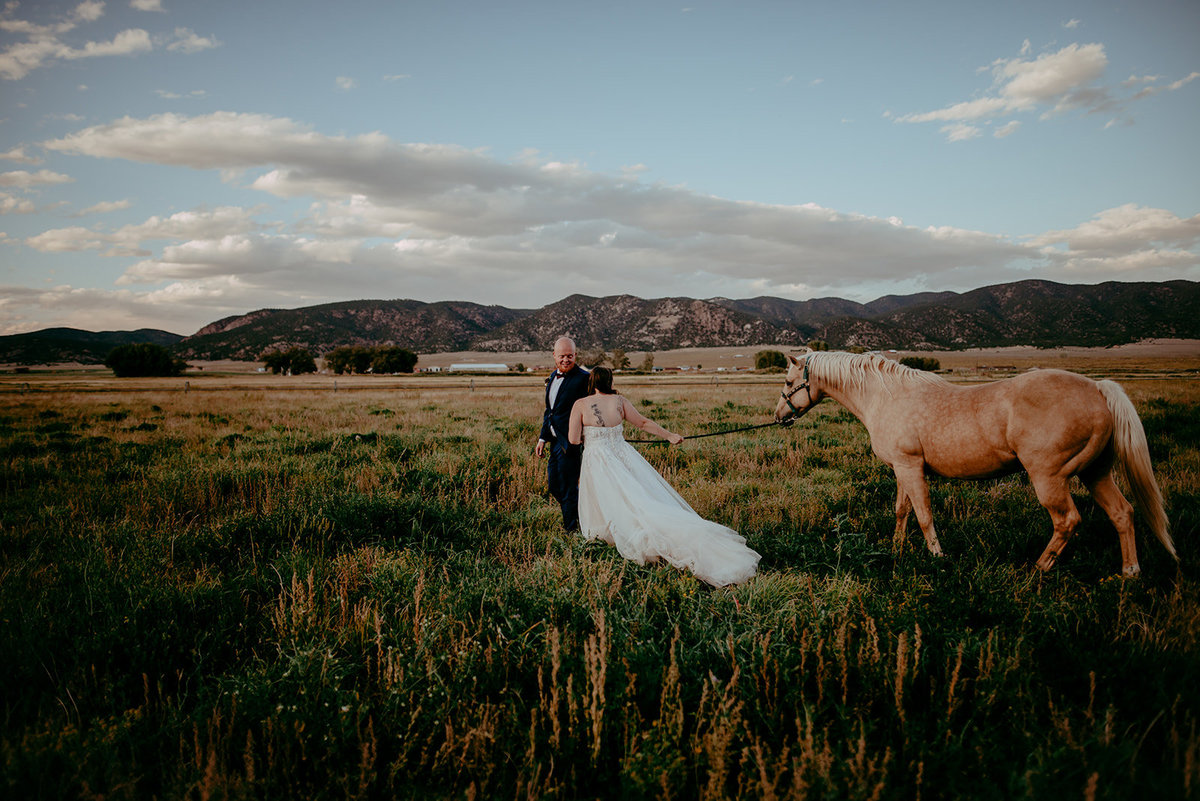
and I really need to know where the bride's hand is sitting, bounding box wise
[668,432,684,445]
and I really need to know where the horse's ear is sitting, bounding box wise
[787,354,802,366]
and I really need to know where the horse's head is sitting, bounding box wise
[774,350,821,422]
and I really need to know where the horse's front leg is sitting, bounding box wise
[892,463,944,557]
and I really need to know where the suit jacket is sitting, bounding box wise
[540,366,590,443]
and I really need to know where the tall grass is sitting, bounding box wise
[1,378,1197,799]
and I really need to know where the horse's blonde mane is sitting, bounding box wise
[808,351,947,394]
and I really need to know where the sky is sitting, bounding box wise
[1,0,1198,336]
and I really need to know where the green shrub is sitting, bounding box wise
[754,349,787,370]
[900,355,941,371]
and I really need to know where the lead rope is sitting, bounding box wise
[625,416,794,445]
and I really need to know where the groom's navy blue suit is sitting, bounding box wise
[540,365,590,531]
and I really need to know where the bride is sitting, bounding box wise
[567,367,760,587]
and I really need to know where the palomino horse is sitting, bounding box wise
[774,349,1174,575]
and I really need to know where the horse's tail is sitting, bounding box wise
[1097,380,1175,560]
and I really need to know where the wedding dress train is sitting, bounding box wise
[578,424,760,587]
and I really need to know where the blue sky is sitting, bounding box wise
[2,0,1198,335]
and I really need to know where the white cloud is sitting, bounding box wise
[25,226,110,252]
[1030,204,1200,256]
[995,43,1107,108]
[0,146,42,165]
[1063,19,1081,29]
[26,205,265,254]
[75,199,132,216]
[155,88,206,99]
[62,28,154,60]
[0,36,67,80]
[0,5,213,80]
[75,2,106,23]
[36,112,1038,296]
[131,0,165,12]
[336,76,356,90]
[0,282,257,336]
[993,120,1021,138]
[1131,71,1200,100]
[1121,74,1160,88]
[0,169,73,187]
[941,123,982,142]
[895,40,1198,140]
[0,192,36,214]
[896,96,1014,125]
[165,27,220,54]
[21,111,1198,333]
[1030,205,1200,277]
[383,73,411,82]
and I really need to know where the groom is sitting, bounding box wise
[535,336,590,531]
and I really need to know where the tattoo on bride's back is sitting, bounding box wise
[591,403,604,426]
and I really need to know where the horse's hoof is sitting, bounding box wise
[1122,564,1142,578]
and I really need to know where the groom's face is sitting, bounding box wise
[553,342,576,373]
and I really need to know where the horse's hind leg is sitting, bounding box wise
[1084,470,1140,577]
[893,488,913,554]
[1031,475,1083,571]
[893,464,943,557]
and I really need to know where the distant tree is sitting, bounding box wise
[639,352,655,372]
[325,345,417,374]
[371,346,418,374]
[807,340,829,351]
[581,349,608,368]
[755,350,787,370]
[350,347,374,374]
[261,349,289,374]
[261,347,316,375]
[105,343,186,378]
[325,346,372,375]
[324,347,351,375]
[287,348,317,374]
[900,356,941,372]
[513,363,526,373]
[610,348,630,369]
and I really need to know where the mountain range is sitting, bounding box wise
[3,279,1197,365]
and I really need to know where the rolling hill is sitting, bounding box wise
[2,279,1196,364]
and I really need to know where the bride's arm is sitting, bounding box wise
[568,399,585,445]
[621,397,683,444]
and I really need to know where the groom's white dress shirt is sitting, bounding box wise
[547,371,565,438]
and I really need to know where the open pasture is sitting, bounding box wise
[2,372,1198,799]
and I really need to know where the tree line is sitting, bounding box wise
[102,343,420,377]
[106,340,937,378]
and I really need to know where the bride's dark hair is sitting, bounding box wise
[588,366,616,395]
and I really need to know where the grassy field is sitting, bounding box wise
[1,371,1197,799]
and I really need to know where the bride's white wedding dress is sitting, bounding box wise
[578,424,760,587]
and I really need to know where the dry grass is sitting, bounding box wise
[1,367,1197,799]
